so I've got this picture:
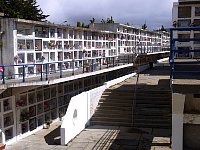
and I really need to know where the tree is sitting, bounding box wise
[77,21,81,27]
[0,0,49,21]
[89,18,95,24]
[161,25,167,31]
[106,16,114,23]
[101,19,105,23]
[142,22,147,30]
[81,22,85,28]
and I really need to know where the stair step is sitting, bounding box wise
[91,116,171,124]
[136,100,171,105]
[98,102,133,107]
[100,97,171,102]
[90,121,171,129]
[133,123,171,129]
[91,116,132,122]
[96,105,132,111]
[93,112,171,119]
[135,104,171,108]
[105,89,171,93]
[90,121,132,127]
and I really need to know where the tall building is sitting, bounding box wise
[172,0,200,58]
[0,18,169,79]
[172,0,200,149]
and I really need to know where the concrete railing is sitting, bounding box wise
[60,72,137,145]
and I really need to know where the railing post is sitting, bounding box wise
[40,64,43,81]
[170,29,174,79]
[2,66,5,84]
[45,63,48,81]
[99,58,101,70]
[82,60,85,73]
[113,57,115,67]
[91,59,94,72]
[132,54,134,63]
[118,57,120,66]
[106,58,108,68]
[22,65,25,82]
[72,60,75,75]
[128,55,130,64]
[60,62,62,78]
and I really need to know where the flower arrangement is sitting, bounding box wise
[20,111,30,122]
[16,99,26,107]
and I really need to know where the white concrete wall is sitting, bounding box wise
[60,72,136,145]
[60,92,89,145]
[172,93,186,150]
[89,85,106,119]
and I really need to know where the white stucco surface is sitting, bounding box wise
[60,72,136,145]
[172,93,185,150]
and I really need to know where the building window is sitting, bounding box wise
[17,53,25,64]
[178,19,191,27]
[26,40,34,50]
[178,6,191,18]
[36,53,42,63]
[27,53,34,63]
[195,7,200,16]
[193,19,200,26]
[17,40,26,50]
[194,33,200,44]
[178,34,190,39]
[5,127,13,141]
[4,112,14,128]
[50,29,55,38]
[35,39,42,51]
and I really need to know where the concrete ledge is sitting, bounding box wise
[157,57,169,63]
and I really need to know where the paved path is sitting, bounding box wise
[6,65,171,150]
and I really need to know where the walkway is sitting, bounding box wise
[6,64,172,150]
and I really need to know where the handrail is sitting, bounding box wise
[0,51,169,85]
[131,53,139,127]
[0,55,134,84]
[132,73,139,127]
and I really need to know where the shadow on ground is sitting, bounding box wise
[44,125,61,145]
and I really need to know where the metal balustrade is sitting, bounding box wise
[0,51,170,85]
[170,26,200,80]
[0,55,136,84]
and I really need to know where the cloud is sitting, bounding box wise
[37,0,177,29]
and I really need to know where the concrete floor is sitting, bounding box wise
[6,122,171,150]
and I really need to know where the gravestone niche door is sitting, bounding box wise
[0,96,16,144]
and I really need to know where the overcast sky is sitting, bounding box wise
[37,0,178,30]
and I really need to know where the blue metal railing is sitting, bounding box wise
[170,26,200,80]
[0,55,136,84]
[0,51,170,85]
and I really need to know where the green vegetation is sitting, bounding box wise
[142,22,148,30]
[77,21,81,27]
[160,25,167,32]
[89,18,95,24]
[0,0,49,21]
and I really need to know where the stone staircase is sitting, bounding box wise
[90,88,172,129]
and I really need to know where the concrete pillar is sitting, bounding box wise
[172,93,185,150]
